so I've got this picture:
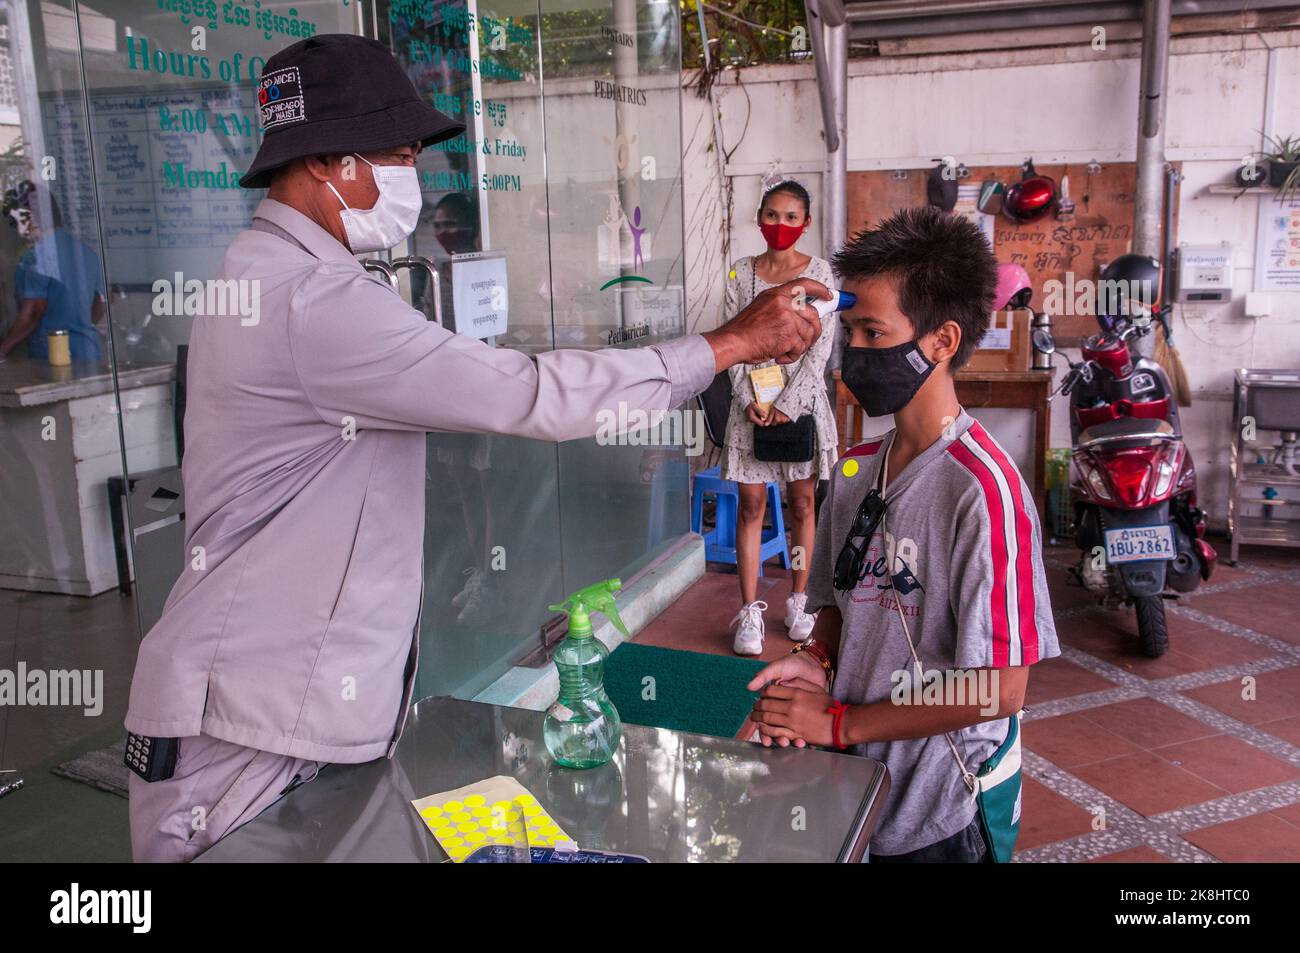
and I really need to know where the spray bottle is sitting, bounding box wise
[543,578,628,769]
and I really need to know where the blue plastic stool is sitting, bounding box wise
[690,466,789,574]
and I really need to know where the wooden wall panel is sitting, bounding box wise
[845,162,1178,345]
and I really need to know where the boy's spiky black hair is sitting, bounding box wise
[831,206,999,369]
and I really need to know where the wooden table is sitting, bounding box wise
[834,370,1055,522]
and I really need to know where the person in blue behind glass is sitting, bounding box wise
[0,181,106,364]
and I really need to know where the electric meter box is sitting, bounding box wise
[1174,243,1234,303]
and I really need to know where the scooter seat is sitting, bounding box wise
[1078,416,1175,446]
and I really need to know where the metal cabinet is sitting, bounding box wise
[1229,369,1300,563]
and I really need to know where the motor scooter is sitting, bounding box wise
[1034,295,1216,658]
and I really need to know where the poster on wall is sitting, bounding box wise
[40,88,260,287]
[451,251,509,339]
[1256,199,1300,291]
[617,285,684,341]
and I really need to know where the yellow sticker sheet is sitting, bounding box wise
[411,775,575,863]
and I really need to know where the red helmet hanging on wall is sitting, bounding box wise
[1002,159,1057,224]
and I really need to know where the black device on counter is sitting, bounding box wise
[464,845,651,864]
[124,733,179,782]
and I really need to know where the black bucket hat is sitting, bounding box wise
[240,34,465,190]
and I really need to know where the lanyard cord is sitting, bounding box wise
[877,434,979,798]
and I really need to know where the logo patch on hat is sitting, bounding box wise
[257,66,306,130]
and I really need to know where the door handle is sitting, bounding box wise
[361,259,399,290]
[391,255,443,328]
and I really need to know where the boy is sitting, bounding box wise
[747,206,1059,862]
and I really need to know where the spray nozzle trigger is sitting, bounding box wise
[547,577,629,639]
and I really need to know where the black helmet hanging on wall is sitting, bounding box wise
[1001,159,1057,224]
[1098,253,1162,332]
[926,160,959,212]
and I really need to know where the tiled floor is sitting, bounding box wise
[0,587,138,771]
[0,587,139,862]
[634,540,1300,863]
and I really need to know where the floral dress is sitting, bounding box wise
[721,254,839,485]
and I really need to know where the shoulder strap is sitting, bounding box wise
[249,217,305,250]
[878,438,979,798]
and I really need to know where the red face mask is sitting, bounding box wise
[760,221,803,251]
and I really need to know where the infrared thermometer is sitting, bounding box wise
[796,288,857,317]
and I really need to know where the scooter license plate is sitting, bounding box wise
[1104,525,1175,564]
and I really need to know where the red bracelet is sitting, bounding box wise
[825,700,850,750]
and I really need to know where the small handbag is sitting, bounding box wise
[753,414,815,462]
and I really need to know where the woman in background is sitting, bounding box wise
[722,180,838,656]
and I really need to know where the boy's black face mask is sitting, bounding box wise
[841,340,935,417]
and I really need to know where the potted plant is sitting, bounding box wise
[1260,133,1300,202]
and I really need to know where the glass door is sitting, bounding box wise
[538,0,689,595]
[0,0,128,779]
[376,0,689,698]
[376,0,566,699]
[73,1,362,641]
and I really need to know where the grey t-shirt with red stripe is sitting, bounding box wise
[806,410,1059,855]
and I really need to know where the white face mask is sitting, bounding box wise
[326,154,422,254]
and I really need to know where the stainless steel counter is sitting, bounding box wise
[0,355,174,407]
[197,696,890,863]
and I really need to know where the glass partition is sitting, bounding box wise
[381,0,689,698]
[390,1,691,696]
[540,0,688,592]
[0,0,127,773]
[71,1,359,638]
[376,0,565,700]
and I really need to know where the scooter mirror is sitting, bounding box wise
[1031,327,1056,355]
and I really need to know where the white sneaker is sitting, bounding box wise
[784,592,817,641]
[451,568,482,610]
[730,600,768,656]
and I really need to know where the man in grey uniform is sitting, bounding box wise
[123,34,826,861]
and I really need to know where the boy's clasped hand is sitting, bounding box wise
[746,653,838,748]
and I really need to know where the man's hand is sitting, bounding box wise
[703,279,829,373]
[751,680,839,748]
